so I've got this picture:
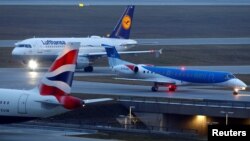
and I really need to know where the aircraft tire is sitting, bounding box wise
[233,91,238,95]
[84,66,94,72]
[151,86,158,92]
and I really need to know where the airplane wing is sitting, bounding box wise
[79,49,162,58]
[36,98,113,106]
[115,77,175,84]
[83,98,113,105]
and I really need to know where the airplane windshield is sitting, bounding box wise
[226,74,236,79]
[16,44,32,48]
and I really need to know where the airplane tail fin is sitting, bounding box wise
[109,5,135,39]
[103,44,132,68]
[38,42,83,109]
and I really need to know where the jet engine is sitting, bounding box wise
[76,56,90,69]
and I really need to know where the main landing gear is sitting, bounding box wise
[151,83,177,92]
[84,66,93,72]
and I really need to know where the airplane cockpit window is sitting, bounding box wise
[16,44,32,48]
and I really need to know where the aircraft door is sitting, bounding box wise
[18,94,29,114]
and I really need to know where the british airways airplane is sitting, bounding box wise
[104,45,247,95]
[0,42,111,124]
[11,6,153,72]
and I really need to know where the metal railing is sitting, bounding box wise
[117,96,250,109]
[13,120,198,137]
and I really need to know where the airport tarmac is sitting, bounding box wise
[1,6,250,40]
[0,0,249,5]
[0,67,250,102]
[0,65,249,88]
[1,38,250,47]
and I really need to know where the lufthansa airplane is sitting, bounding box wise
[11,6,155,72]
[0,42,111,124]
[104,45,247,95]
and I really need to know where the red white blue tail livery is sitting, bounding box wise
[0,42,112,124]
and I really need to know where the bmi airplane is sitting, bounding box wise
[0,42,111,124]
[104,45,247,95]
[12,6,155,72]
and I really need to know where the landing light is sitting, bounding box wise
[79,3,84,7]
[234,88,239,92]
[28,60,38,70]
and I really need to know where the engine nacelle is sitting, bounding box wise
[133,66,139,73]
[76,56,90,69]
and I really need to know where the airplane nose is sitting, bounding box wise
[235,79,247,89]
[130,39,138,45]
[12,48,22,59]
[12,48,18,55]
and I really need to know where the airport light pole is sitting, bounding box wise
[129,106,135,124]
[220,111,234,125]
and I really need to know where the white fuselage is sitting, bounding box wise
[0,88,67,120]
[12,37,137,63]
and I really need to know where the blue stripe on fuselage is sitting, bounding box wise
[47,71,74,86]
[143,66,233,83]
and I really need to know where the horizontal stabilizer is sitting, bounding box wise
[35,99,61,105]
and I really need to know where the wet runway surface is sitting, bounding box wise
[0,125,112,141]
[0,67,249,102]
[1,0,249,5]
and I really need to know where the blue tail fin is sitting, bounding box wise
[109,5,135,39]
[103,44,120,59]
[103,44,125,68]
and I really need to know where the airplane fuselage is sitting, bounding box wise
[113,64,246,89]
[12,37,137,63]
[0,88,67,124]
